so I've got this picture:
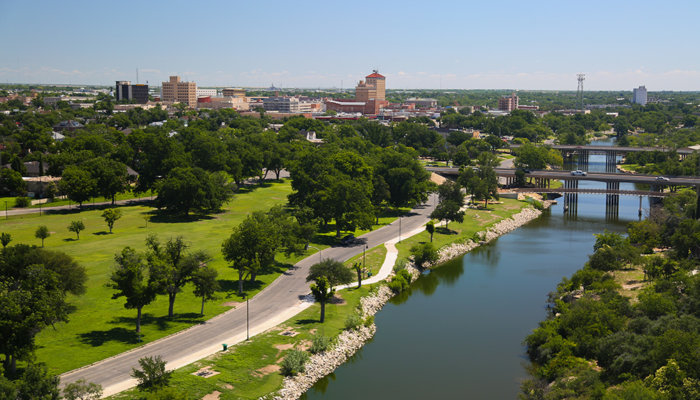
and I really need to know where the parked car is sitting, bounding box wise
[571,170,587,176]
[656,176,670,182]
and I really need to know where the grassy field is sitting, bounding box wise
[343,244,387,278]
[0,190,156,211]
[109,284,376,400]
[0,180,404,375]
[395,198,529,265]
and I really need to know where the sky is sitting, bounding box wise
[1,0,699,91]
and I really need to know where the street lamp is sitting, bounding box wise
[363,244,368,278]
[399,215,402,243]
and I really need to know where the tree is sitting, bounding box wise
[191,265,219,316]
[426,221,435,242]
[0,245,86,376]
[352,262,363,288]
[155,167,233,216]
[0,168,25,196]
[131,355,172,392]
[430,181,465,229]
[108,247,158,333]
[0,233,11,248]
[411,242,439,269]
[306,259,354,287]
[310,276,334,323]
[62,379,103,400]
[101,208,122,233]
[68,220,85,240]
[147,235,209,318]
[83,157,129,205]
[11,362,61,399]
[59,165,96,208]
[35,225,50,247]
[222,208,303,295]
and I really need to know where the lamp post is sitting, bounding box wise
[399,215,402,243]
[363,244,367,277]
[246,294,250,341]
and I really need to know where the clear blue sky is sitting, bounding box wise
[1,0,699,90]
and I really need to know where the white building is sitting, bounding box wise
[632,86,647,106]
[196,88,218,97]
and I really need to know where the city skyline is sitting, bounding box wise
[1,0,699,90]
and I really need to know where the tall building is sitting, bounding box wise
[325,70,388,115]
[498,92,519,112]
[161,76,197,108]
[115,81,149,104]
[632,86,647,105]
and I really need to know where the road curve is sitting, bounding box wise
[59,194,437,395]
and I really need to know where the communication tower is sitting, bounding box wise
[576,73,585,110]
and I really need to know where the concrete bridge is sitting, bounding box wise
[427,166,700,220]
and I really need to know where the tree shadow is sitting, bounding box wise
[63,238,77,242]
[436,227,457,235]
[108,312,204,331]
[92,231,110,236]
[294,318,319,325]
[77,327,140,346]
[149,213,215,224]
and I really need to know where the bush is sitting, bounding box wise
[363,315,375,327]
[410,242,439,269]
[388,270,413,294]
[130,355,172,392]
[14,196,30,208]
[281,350,309,376]
[344,312,363,330]
[393,258,408,273]
[309,334,331,355]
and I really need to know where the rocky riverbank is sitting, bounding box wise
[273,286,394,400]
[428,204,548,268]
[273,204,548,400]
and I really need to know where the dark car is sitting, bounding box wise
[340,234,357,246]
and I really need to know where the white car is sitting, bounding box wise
[656,176,670,182]
[570,170,587,176]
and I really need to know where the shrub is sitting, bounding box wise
[309,334,331,355]
[410,242,438,269]
[393,258,408,273]
[14,196,30,208]
[344,312,363,330]
[388,270,413,294]
[281,350,309,376]
[130,355,172,392]
[363,315,375,327]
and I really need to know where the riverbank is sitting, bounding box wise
[274,201,547,400]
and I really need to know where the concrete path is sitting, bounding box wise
[59,194,437,396]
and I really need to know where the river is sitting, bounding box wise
[303,140,647,399]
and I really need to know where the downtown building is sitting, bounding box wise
[632,86,647,105]
[325,70,388,115]
[498,92,519,112]
[161,76,197,108]
[115,81,149,104]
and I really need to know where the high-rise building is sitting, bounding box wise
[498,92,519,112]
[115,81,149,104]
[632,86,647,105]
[325,70,388,115]
[161,76,197,108]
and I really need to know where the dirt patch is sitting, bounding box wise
[192,366,220,378]
[256,364,281,376]
[221,301,240,308]
[309,328,317,335]
[430,172,446,185]
[622,280,644,291]
[201,391,221,400]
[219,383,233,390]
[274,343,294,351]
[298,340,312,351]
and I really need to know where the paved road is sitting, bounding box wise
[59,194,437,394]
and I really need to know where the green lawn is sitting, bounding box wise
[109,284,375,400]
[0,190,156,211]
[1,180,404,375]
[395,198,529,265]
[343,245,387,277]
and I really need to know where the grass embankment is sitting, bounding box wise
[0,180,402,375]
[343,245,387,277]
[109,285,376,400]
[394,198,529,265]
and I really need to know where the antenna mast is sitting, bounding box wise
[576,73,585,111]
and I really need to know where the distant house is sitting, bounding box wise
[51,131,65,142]
[53,120,84,132]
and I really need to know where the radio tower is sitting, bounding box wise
[576,73,585,111]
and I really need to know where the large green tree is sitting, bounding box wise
[155,167,233,216]
[429,181,465,229]
[306,259,354,287]
[108,247,158,333]
[59,165,96,207]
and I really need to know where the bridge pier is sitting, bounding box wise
[605,182,620,221]
[563,179,578,215]
[606,151,618,173]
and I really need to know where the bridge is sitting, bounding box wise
[508,144,697,172]
[427,166,700,220]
